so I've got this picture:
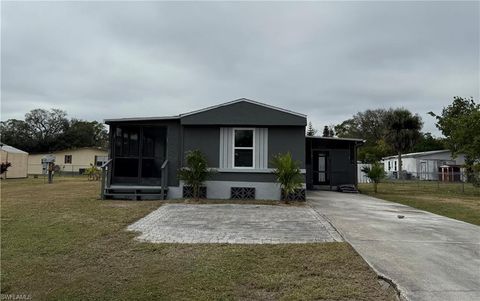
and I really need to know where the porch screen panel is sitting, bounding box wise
[114,127,140,178]
[219,128,268,169]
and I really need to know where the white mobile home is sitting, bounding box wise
[28,147,108,175]
[382,150,466,181]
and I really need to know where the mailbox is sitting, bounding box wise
[41,155,56,176]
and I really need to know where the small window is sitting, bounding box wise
[233,129,254,168]
[65,155,72,164]
[394,160,397,171]
[95,155,108,167]
[388,161,391,171]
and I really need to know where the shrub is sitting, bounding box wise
[85,164,101,181]
[1,162,12,175]
[361,162,385,193]
[271,152,303,203]
[178,150,214,201]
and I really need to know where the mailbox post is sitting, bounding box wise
[41,155,56,184]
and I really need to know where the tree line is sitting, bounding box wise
[1,108,108,153]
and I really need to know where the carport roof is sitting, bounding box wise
[306,136,365,143]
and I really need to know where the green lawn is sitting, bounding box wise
[1,177,395,300]
[359,181,480,225]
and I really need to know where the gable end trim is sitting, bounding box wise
[179,98,306,118]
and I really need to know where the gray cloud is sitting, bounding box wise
[2,1,479,135]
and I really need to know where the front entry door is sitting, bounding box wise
[313,151,329,185]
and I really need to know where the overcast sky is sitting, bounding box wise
[1,1,479,135]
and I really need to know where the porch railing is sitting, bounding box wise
[160,159,169,199]
[100,159,113,200]
[100,158,169,200]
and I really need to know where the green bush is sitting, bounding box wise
[178,150,214,201]
[85,164,101,181]
[271,152,303,203]
[361,162,385,193]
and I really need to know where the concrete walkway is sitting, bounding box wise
[308,191,480,301]
[128,203,342,244]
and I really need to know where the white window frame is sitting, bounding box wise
[232,128,255,169]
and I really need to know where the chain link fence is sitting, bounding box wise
[359,170,480,195]
[28,164,99,177]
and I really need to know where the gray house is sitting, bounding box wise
[103,98,362,200]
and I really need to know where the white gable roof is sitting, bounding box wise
[0,143,28,154]
[382,150,451,160]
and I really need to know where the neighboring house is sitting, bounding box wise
[28,147,108,175]
[103,98,363,200]
[382,150,466,181]
[0,143,29,179]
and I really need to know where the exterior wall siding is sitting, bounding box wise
[329,149,355,186]
[268,127,306,169]
[181,101,306,126]
[1,150,28,179]
[183,126,220,168]
[182,125,305,185]
[165,121,181,186]
[183,125,305,188]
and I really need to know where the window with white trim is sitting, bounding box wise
[233,129,254,168]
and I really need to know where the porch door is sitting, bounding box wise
[313,151,329,185]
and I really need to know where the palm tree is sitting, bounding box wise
[385,109,423,179]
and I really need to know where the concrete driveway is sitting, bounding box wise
[128,203,342,244]
[308,191,480,301]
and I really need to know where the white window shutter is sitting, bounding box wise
[255,128,268,169]
[219,128,233,168]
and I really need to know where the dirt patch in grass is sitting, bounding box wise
[2,177,396,300]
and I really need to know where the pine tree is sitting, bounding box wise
[328,127,335,137]
[322,126,330,137]
[306,122,317,136]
